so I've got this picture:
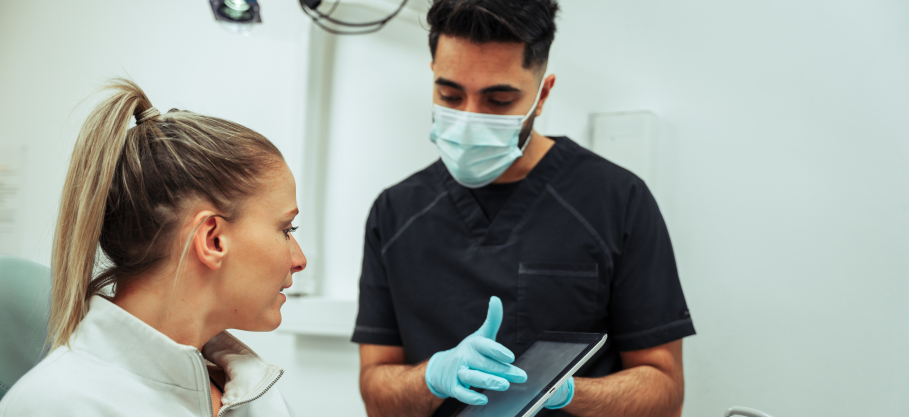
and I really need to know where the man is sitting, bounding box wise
[352,1,696,416]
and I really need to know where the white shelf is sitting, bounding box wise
[277,296,358,337]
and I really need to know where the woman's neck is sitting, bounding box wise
[112,264,222,351]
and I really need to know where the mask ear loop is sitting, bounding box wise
[519,75,549,152]
[430,75,548,150]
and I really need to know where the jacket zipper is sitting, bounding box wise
[196,332,284,417]
[196,351,214,417]
[216,369,284,417]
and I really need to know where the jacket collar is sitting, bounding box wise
[71,296,282,405]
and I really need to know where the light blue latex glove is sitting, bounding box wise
[425,296,528,405]
[543,376,574,409]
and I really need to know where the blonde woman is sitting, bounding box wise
[0,79,305,416]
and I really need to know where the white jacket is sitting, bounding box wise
[0,296,296,417]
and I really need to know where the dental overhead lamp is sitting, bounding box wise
[209,0,410,35]
[209,0,261,34]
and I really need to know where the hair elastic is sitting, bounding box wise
[136,107,160,125]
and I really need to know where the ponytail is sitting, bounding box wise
[48,80,155,350]
[47,79,282,351]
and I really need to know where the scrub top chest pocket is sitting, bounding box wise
[516,262,599,344]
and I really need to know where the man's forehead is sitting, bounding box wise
[436,34,524,58]
[434,35,536,90]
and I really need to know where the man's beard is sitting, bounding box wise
[517,111,537,150]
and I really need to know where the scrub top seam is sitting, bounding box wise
[354,325,399,334]
[517,267,598,277]
[545,184,609,254]
[483,183,551,247]
[381,191,449,255]
[611,318,694,341]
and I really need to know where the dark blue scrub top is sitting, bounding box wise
[352,137,695,417]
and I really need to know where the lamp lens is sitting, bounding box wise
[218,1,254,22]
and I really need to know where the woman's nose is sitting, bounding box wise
[290,236,306,273]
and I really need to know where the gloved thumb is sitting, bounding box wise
[475,296,503,340]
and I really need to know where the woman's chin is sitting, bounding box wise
[246,310,283,332]
[267,317,282,331]
[235,299,284,332]
[256,315,282,332]
[267,308,283,331]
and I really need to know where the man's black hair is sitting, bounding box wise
[427,0,559,70]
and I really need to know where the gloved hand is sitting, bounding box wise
[543,376,574,409]
[425,296,528,405]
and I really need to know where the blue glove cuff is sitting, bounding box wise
[425,351,449,399]
[545,377,575,410]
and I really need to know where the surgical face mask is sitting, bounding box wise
[430,78,546,189]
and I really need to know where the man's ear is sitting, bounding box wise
[192,213,227,271]
[535,74,557,117]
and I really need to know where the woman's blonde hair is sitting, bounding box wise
[48,79,283,350]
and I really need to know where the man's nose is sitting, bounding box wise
[464,95,483,114]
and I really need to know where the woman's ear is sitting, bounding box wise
[192,213,227,271]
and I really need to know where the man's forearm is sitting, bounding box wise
[360,361,445,417]
[562,365,683,417]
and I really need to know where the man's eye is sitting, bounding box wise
[489,99,513,107]
[440,95,461,102]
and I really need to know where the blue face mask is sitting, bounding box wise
[430,78,546,188]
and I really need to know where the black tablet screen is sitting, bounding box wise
[456,340,589,417]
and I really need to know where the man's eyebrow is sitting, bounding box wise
[435,78,522,94]
[435,77,464,91]
[479,84,521,94]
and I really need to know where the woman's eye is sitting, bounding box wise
[283,226,299,238]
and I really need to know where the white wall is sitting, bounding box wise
[318,3,437,299]
[0,0,310,264]
[540,1,909,416]
[3,1,908,416]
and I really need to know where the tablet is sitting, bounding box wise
[454,332,607,417]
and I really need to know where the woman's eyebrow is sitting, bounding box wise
[284,208,299,218]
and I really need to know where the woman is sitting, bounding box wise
[0,79,305,416]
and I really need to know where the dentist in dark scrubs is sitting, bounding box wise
[353,1,695,416]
